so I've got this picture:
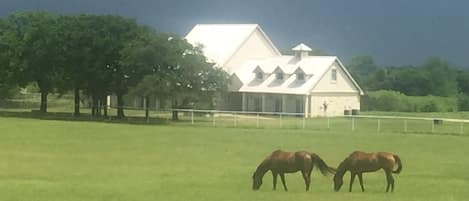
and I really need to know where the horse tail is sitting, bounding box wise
[310,154,336,176]
[392,154,402,174]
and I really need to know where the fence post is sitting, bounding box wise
[377,119,380,133]
[146,112,150,123]
[460,122,464,135]
[212,112,216,127]
[256,113,260,128]
[190,110,194,125]
[404,120,407,133]
[431,120,434,133]
[279,113,283,128]
[166,113,169,124]
[234,113,237,127]
[302,116,305,129]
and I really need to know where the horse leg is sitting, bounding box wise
[385,170,394,192]
[349,172,356,192]
[272,172,278,190]
[386,170,394,192]
[301,171,311,191]
[357,173,365,192]
[280,173,288,191]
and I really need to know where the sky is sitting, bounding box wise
[1,0,469,67]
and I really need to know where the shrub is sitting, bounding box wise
[363,90,458,112]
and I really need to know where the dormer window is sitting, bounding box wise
[253,65,264,80]
[294,67,306,81]
[273,66,285,81]
[297,73,305,81]
[276,72,284,80]
[255,71,263,80]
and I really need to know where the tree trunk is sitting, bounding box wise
[145,96,150,122]
[91,95,98,116]
[96,98,102,116]
[172,110,179,121]
[117,93,125,118]
[172,99,179,120]
[74,87,80,116]
[102,96,108,117]
[40,91,48,113]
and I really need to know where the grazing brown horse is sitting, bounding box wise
[252,150,335,191]
[333,151,402,192]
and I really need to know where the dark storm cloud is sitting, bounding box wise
[2,0,469,67]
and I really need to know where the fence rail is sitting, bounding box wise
[1,105,467,136]
[102,107,469,136]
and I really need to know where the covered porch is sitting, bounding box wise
[240,92,311,117]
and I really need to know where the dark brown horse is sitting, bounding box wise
[252,150,335,191]
[333,151,402,192]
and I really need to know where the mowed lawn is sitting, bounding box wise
[0,117,468,201]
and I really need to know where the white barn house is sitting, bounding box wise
[186,24,363,117]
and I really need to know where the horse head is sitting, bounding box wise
[333,172,344,191]
[252,171,263,190]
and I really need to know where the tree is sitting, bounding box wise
[62,14,140,118]
[2,11,65,113]
[122,28,171,120]
[421,57,458,97]
[456,70,469,95]
[124,33,229,120]
[57,15,94,116]
[165,39,229,120]
[347,56,381,90]
[98,17,145,118]
[386,66,431,96]
[0,18,17,101]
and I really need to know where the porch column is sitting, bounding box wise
[304,95,309,118]
[261,94,266,112]
[281,95,286,113]
[242,92,247,112]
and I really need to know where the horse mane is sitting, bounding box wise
[253,158,270,178]
[335,159,349,176]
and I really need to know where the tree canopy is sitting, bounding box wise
[0,11,229,117]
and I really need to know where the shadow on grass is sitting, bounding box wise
[0,109,172,126]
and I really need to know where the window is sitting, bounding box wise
[276,72,284,80]
[297,73,305,81]
[331,69,337,81]
[255,71,263,80]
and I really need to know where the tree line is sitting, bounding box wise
[0,11,229,118]
[347,56,469,111]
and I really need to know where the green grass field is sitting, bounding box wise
[0,116,468,201]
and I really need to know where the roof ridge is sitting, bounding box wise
[194,24,259,26]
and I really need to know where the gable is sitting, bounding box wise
[185,24,280,75]
[311,61,362,94]
[223,27,281,74]
[185,24,258,68]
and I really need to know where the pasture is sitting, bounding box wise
[0,116,468,201]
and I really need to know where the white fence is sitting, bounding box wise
[109,107,469,136]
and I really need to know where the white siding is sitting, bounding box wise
[224,29,280,74]
[308,62,361,116]
[312,62,359,93]
[309,93,360,117]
